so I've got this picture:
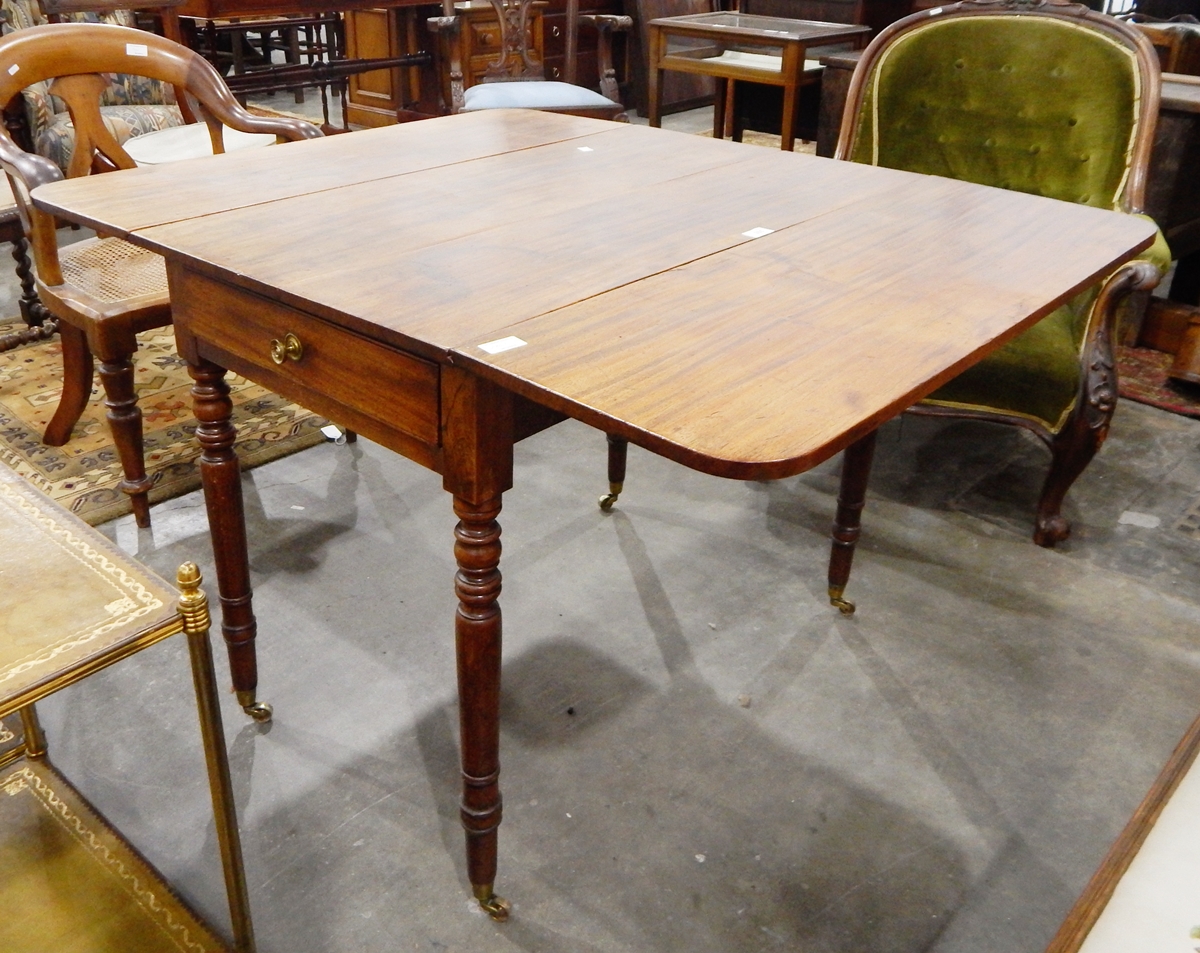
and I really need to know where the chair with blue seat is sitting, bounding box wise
[429,0,631,119]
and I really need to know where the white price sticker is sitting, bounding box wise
[126,43,149,57]
[741,227,775,239]
[478,336,527,355]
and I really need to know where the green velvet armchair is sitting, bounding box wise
[596,0,1167,616]
[831,0,1167,560]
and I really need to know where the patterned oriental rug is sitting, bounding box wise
[0,320,327,525]
[1116,345,1200,420]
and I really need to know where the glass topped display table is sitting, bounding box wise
[646,11,869,150]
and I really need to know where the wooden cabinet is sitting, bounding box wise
[345,5,437,126]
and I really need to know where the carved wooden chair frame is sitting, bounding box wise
[830,0,1162,555]
[0,22,321,526]
[429,0,630,116]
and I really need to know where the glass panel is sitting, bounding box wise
[664,32,785,65]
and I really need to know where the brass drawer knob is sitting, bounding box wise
[270,332,304,364]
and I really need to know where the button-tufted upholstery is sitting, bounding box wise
[0,0,184,172]
[837,0,1166,546]
[849,17,1142,210]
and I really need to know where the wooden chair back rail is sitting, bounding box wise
[430,0,629,114]
[0,22,320,281]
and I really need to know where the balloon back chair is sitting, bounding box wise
[0,22,321,527]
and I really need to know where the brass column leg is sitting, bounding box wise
[19,704,46,759]
[178,563,257,953]
[827,429,878,616]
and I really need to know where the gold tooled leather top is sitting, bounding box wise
[0,466,179,711]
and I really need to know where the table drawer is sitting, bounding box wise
[178,269,440,447]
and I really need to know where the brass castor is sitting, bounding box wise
[474,885,510,921]
[828,586,856,616]
[244,701,274,722]
[236,690,274,722]
[598,481,623,512]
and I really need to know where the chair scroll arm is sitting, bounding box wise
[428,14,466,114]
[188,92,323,152]
[1079,259,1161,436]
[578,14,631,105]
[0,142,64,286]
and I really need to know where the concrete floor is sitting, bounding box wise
[15,142,1200,952]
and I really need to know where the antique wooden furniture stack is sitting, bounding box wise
[0,23,319,531]
[0,464,254,952]
[32,99,1156,917]
[430,0,630,117]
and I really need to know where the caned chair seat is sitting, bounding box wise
[56,236,168,309]
[462,80,621,111]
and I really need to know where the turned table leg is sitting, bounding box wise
[454,494,507,920]
[441,366,514,918]
[827,429,877,616]
[189,358,272,723]
[98,355,154,528]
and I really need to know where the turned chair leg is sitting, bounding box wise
[43,323,94,447]
[598,433,628,511]
[97,354,154,528]
[12,234,52,329]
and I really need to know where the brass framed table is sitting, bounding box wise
[0,466,254,952]
[647,12,869,150]
[32,109,1156,919]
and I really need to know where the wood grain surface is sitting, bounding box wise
[35,111,1157,477]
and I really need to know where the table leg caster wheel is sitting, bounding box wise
[244,701,273,722]
[598,481,623,512]
[236,691,274,722]
[828,587,856,616]
[474,886,510,921]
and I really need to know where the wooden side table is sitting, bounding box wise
[646,11,868,150]
[0,467,255,953]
